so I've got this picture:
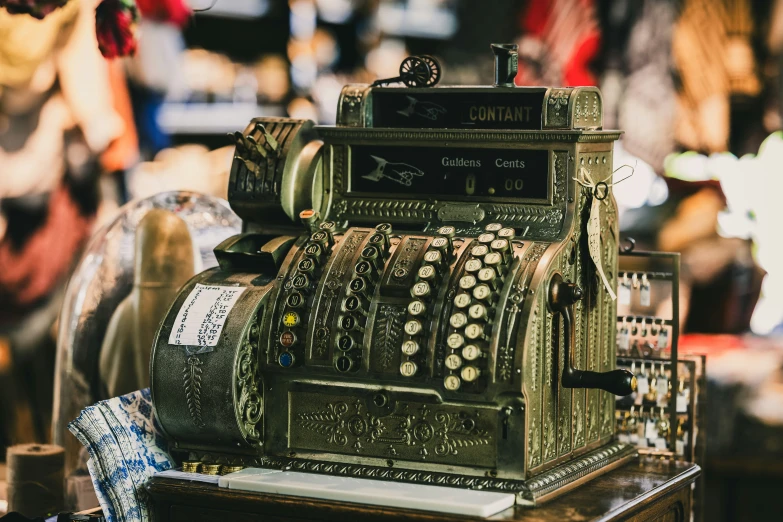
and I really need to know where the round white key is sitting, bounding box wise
[454,293,472,308]
[431,237,449,249]
[468,303,488,321]
[445,354,463,370]
[400,360,418,377]
[471,245,489,257]
[405,320,423,336]
[462,344,482,361]
[461,365,481,382]
[450,312,468,328]
[464,323,484,340]
[412,281,431,297]
[459,275,477,290]
[477,267,496,282]
[418,265,436,280]
[438,226,456,236]
[472,284,492,300]
[498,227,515,238]
[465,259,483,272]
[401,339,420,356]
[484,252,502,266]
[408,299,426,316]
[478,233,495,244]
[447,332,465,349]
[424,250,442,263]
[484,223,503,232]
[490,239,509,251]
[444,374,461,391]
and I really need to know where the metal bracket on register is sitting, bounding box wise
[549,273,636,396]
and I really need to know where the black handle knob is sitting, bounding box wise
[564,369,637,396]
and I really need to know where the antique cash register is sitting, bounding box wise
[149,44,638,506]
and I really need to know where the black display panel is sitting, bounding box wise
[371,89,546,130]
[349,146,549,202]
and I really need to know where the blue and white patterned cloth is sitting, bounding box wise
[69,388,174,522]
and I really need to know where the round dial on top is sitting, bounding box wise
[445,354,463,370]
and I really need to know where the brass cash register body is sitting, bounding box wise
[150,72,636,504]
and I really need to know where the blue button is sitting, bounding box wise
[278,352,295,368]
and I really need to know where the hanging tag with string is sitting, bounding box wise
[574,164,634,301]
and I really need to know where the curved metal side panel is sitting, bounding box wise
[150,269,275,455]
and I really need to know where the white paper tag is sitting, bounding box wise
[657,328,669,349]
[636,376,650,395]
[656,376,669,397]
[654,437,668,450]
[637,437,648,448]
[630,433,639,443]
[677,394,688,413]
[645,420,658,440]
[168,284,246,347]
[619,283,631,305]
[618,433,630,443]
[640,284,651,306]
[587,197,617,300]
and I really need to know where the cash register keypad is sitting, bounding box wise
[274,221,521,391]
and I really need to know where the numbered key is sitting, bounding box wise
[411,281,432,298]
[471,245,489,258]
[400,360,418,377]
[454,292,472,308]
[447,332,465,349]
[408,299,427,316]
[445,354,463,370]
[472,284,492,301]
[462,344,483,361]
[444,374,462,391]
[449,312,468,328]
[484,223,503,232]
[405,319,423,336]
[465,258,483,273]
[417,264,437,281]
[468,303,489,321]
[459,274,477,290]
[401,339,420,356]
[464,323,485,340]
[461,365,481,382]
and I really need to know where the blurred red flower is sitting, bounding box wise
[136,0,190,27]
[95,0,138,58]
[0,0,69,19]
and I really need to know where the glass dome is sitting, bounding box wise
[52,191,242,477]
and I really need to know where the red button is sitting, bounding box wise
[280,331,297,348]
